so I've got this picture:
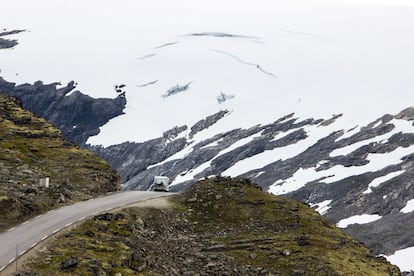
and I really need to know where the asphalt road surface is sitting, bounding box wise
[0,191,174,272]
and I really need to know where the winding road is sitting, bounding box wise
[0,191,175,272]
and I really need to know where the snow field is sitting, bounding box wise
[336,214,382,228]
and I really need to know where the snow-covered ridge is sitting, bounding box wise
[2,1,414,147]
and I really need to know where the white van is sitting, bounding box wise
[151,176,170,192]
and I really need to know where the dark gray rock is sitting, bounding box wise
[0,78,126,145]
[297,235,310,246]
[60,256,79,270]
[94,213,115,221]
[0,29,25,49]
[190,110,229,138]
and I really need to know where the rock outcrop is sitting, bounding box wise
[21,177,400,275]
[0,94,120,232]
[0,29,25,49]
[0,78,126,145]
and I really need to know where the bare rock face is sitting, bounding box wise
[0,29,25,49]
[189,110,229,138]
[0,94,120,232]
[0,78,126,145]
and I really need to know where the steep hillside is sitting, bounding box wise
[0,94,120,232]
[20,177,399,275]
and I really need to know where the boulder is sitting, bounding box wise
[60,256,79,270]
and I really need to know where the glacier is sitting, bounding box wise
[1,0,414,271]
[0,1,413,148]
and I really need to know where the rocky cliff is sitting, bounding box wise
[0,78,126,145]
[20,177,400,275]
[0,94,120,232]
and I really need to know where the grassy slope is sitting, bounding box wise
[0,94,119,232]
[22,177,399,275]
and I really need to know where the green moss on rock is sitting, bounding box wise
[23,177,399,275]
[0,94,120,232]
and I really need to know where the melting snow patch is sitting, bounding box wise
[371,120,382,129]
[213,131,262,158]
[315,159,329,169]
[199,139,222,149]
[269,167,323,195]
[269,143,414,195]
[363,170,405,194]
[310,200,332,215]
[171,161,211,186]
[387,246,414,272]
[224,123,340,177]
[269,127,301,142]
[330,129,394,157]
[331,118,414,158]
[324,144,414,184]
[335,125,360,142]
[336,214,381,228]
[255,171,265,177]
[147,142,194,169]
[400,199,414,213]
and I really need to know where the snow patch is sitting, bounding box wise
[255,171,265,178]
[214,131,263,158]
[335,126,360,141]
[147,142,193,169]
[269,167,325,195]
[336,214,381,228]
[224,122,340,177]
[331,128,392,157]
[363,170,405,194]
[400,199,414,213]
[323,144,414,184]
[171,160,211,186]
[268,137,414,196]
[331,118,414,158]
[315,159,329,169]
[371,120,382,129]
[199,139,222,149]
[310,200,332,215]
[387,246,414,272]
[269,127,301,142]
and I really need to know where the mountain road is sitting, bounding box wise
[0,191,176,272]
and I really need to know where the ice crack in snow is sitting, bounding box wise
[210,48,278,80]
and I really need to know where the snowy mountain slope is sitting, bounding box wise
[2,0,414,271]
[110,108,414,271]
[1,1,414,146]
